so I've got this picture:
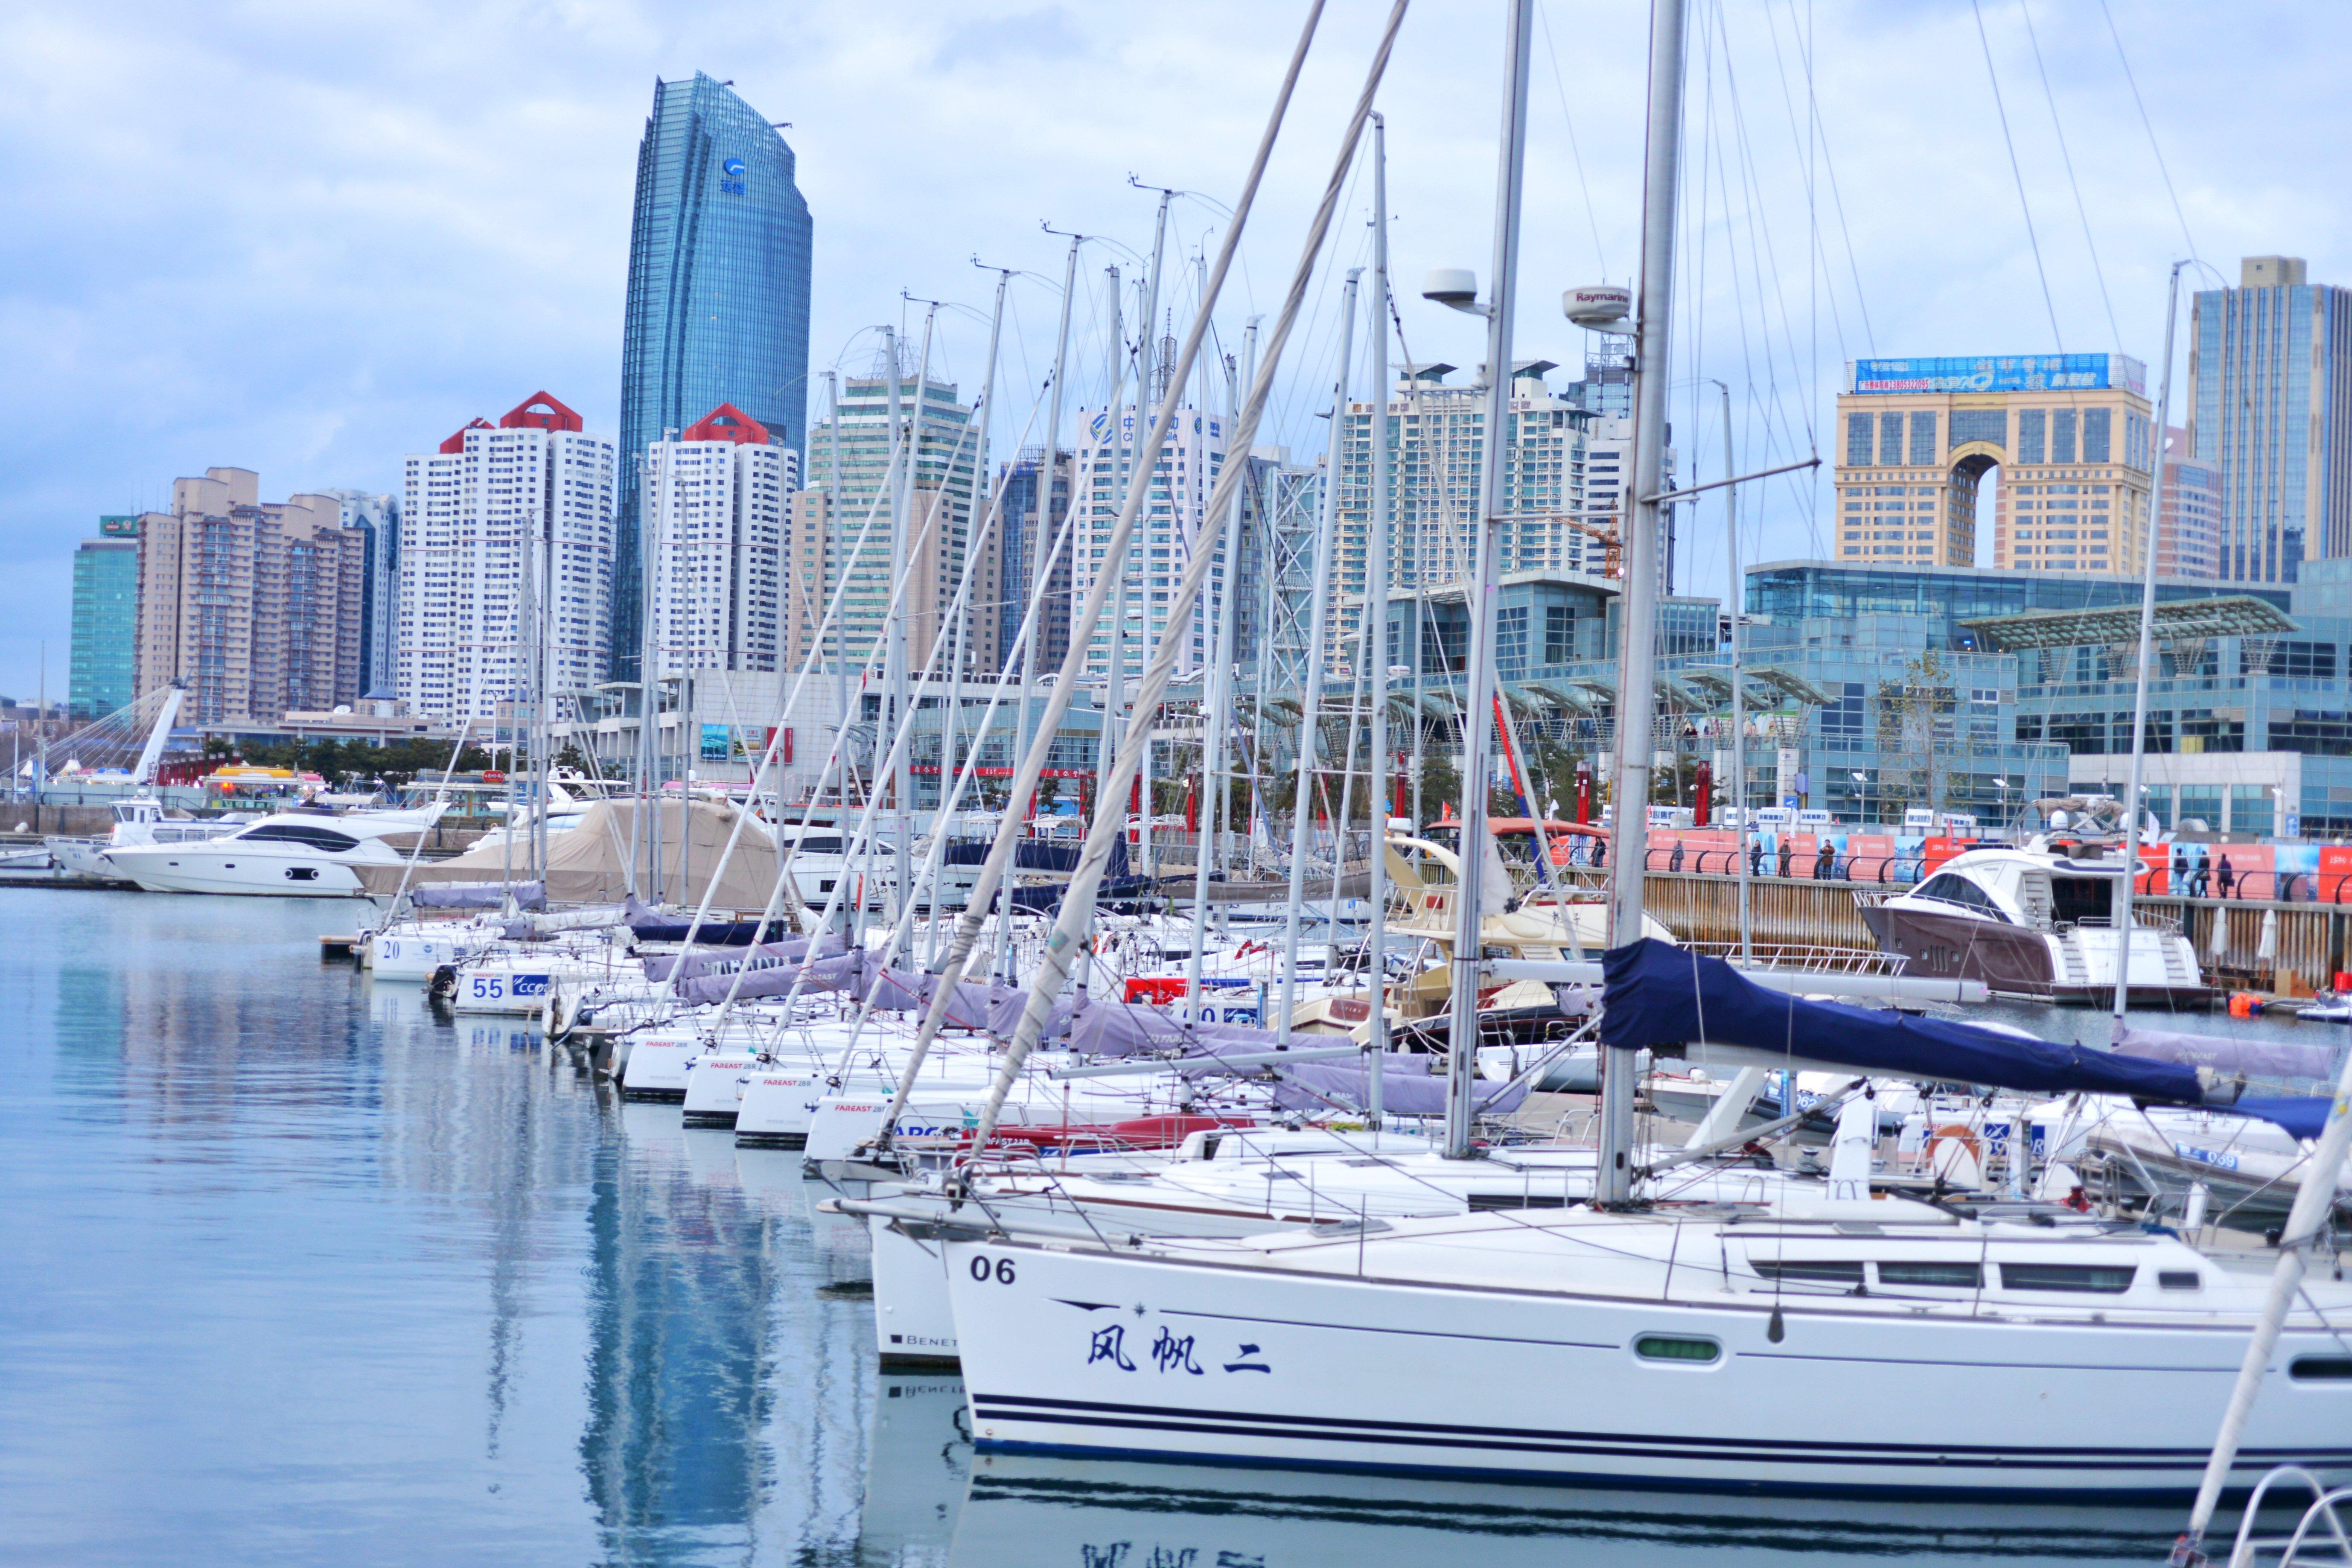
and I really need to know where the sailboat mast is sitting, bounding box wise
[1442,0,1532,1160]
[1716,379,1749,965]
[1366,110,1395,1093]
[1275,269,1359,1049]
[1020,236,1082,824]
[2112,261,2185,1026]
[1593,0,1689,1203]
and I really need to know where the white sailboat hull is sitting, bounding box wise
[943,1239,2352,1498]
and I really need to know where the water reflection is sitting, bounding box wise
[950,1459,2177,1566]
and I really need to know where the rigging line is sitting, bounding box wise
[2018,0,2123,355]
[1970,0,2065,353]
[2094,0,2197,263]
[1762,0,1874,356]
[1533,0,1610,278]
[1718,39,1821,452]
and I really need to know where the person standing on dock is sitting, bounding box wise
[1778,839,1793,879]
[1813,839,1834,880]
[2217,854,2236,900]
[1749,840,1764,877]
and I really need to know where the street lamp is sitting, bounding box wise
[1851,769,1868,827]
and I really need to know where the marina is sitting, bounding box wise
[9,0,2352,1562]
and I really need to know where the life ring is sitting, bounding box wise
[1924,1123,1984,1168]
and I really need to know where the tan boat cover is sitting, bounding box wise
[353,800,781,909]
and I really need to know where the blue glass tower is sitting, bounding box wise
[616,73,811,677]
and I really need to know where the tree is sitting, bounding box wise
[1874,649,1955,822]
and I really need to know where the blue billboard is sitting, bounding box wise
[1850,354,2145,397]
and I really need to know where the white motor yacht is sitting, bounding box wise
[1855,839,2206,1004]
[102,807,442,897]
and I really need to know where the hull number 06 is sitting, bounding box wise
[970,1256,1016,1285]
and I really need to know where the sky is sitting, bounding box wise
[3,0,2348,706]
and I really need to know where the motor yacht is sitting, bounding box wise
[46,796,249,878]
[102,806,442,897]
[1855,838,2206,1004]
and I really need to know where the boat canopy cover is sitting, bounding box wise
[353,800,780,907]
[414,882,540,910]
[642,933,840,984]
[2112,1024,2339,1085]
[1069,1000,1282,1059]
[1268,1055,1533,1118]
[985,988,1085,1043]
[501,902,631,938]
[2231,1096,2337,1142]
[1599,938,2209,1101]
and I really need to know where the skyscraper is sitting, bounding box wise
[134,470,364,726]
[69,516,140,719]
[2156,426,2223,580]
[784,371,980,676]
[2187,256,2352,582]
[645,403,796,676]
[997,448,1072,671]
[616,73,813,679]
[1832,354,2155,575]
[323,489,399,696]
[397,393,615,723]
[1071,403,1228,681]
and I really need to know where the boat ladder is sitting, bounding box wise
[2192,1464,2352,1565]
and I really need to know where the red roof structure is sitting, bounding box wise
[682,402,772,446]
[499,391,583,432]
[438,417,494,454]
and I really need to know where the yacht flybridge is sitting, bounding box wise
[1855,838,2206,1005]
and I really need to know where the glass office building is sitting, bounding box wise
[616,73,812,679]
[69,516,140,719]
[2189,256,2352,582]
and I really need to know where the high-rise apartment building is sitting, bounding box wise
[134,470,364,726]
[1071,405,1230,681]
[397,393,615,723]
[2187,256,2352,582]
[616,73,813,679]
[1335,363,1609,641]
[1834,354,2155,575]
[785,373,982,677]
[2157,426,2223,580]
[645,404,796,676]
[997,449,1072,671]
[323,490,399,696]
[68,516,140,719]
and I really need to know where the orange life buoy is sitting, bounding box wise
[1924,1123,1984,1168]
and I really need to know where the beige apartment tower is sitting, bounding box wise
[1833,355,2156,576]
[134,467,364,727]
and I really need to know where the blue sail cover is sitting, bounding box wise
[1599,938,2208,1102]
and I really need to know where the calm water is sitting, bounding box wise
[0,891,2259,1565]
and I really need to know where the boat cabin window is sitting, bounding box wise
[1998,1263,2134,1294]
[792,837,844,854]
[2049,876,2114,928]
[2289,1357,2352,1381]
[1633,1335,1720,1364]
[1914,874,2011,921]
[1751,1259,1865,1286]
[239,823,361,854]
[1875,1261,1983,1288]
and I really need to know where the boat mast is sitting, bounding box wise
[1096,266,1125,861]
[1020,234,1083,829]
[889,310,937,966]
[1133,186,1175,881]
[2112,261,2185,1028]
[1275,268,1359,1049]
[827,370,847,817]
[1441,0,1532,1160]
[1715,378,1750,965]
[936,266,1011,965]
[1597,0,1689,1204]
[1366,110,1394,1110]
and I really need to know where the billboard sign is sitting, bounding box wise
[1850,354,2145,397]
